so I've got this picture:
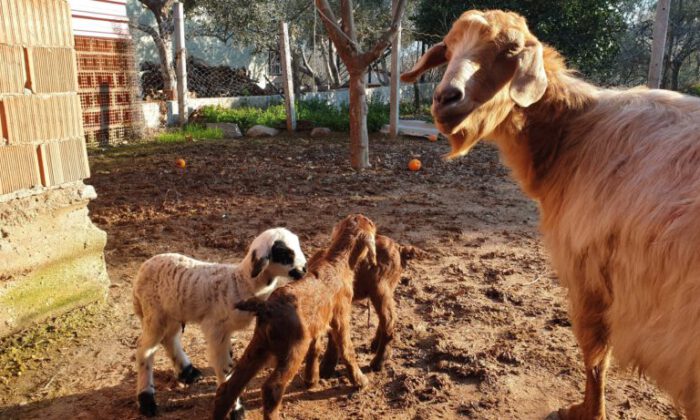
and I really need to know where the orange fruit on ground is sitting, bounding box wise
[427,134,438,142]
[408,159,422,171]
[175,158,186,169]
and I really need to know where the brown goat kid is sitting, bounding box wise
[403,9,700,420]
[309,235,422,374]
[212,214,378,420]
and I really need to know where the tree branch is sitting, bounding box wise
[314,0,358,59]
[359,0,407,67]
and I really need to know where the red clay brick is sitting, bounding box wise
[0,0,73,47]
[0,44,26,94]
[37,138,90,186]
[27,47,77,93]
[0,144,41,195]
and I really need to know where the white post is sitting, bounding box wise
[279,22,297,132]
[388,0,401,139]
[648,0,671,89]
[173,2,188,126]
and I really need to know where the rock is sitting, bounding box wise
[310,127,332,138]
[207,123,242,138]
[246,125,280,138]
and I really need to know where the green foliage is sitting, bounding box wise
[411,0,626,79]
[154,125,224,143]
[199,98,400,133]
[688,84,700,97]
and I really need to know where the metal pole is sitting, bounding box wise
[388,0,401,139]
[279,22,297,132]
[173,2,188,126]
[648,0,671,89]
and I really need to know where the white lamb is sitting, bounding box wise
[132,227,307,417]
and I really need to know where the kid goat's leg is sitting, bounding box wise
[262,345,307,420]
[369,289,397,371]
[330,308,369,388]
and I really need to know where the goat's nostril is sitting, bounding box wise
[435,87,463,106]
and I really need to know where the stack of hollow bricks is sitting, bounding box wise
[0,0,90,196]
[75,36,137,145]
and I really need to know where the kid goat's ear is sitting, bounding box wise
[250,250,270,278]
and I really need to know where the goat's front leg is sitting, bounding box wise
[558,291,610,420]
[330,308,369,388]
[204,325,234,385]
[369,291,396,371]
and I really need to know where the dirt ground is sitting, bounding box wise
[0,133,682,419]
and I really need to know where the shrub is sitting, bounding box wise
[155,124,223,143]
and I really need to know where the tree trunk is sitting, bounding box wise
[348,71,369,170]
[671,60,682,91]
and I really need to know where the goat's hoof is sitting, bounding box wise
[354,373,369,389]
[303,378,320,389]
[557,403,605,420]
[178,364,203,384]
[138,391,158,417]
[229,405,246,420]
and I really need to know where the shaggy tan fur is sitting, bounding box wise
[403,9,700,420]
[212,214,378,420]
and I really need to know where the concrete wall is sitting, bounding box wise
[155,83,437,127]
[0,0,109,337]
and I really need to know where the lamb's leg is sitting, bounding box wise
[303,338,322,388]
[319,332,339,378]
[205,325,234,385]
[330,309,369,388]
[369,290,396,371]
[262,347,307,420]
[136,319,166,417]
[161,323,201,384]
[558,293,610,420]
[212,339,271,420]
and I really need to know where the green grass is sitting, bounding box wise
[154,124,224,143]
[198,98,432,133]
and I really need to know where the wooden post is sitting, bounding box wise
[279,22,297,132]
[173,1,187,126]
[648,0,671,89]
[388,0,401,139]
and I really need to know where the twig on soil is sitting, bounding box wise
[162,189,182,206]
[367,300,371,329]
[523,274,541,286]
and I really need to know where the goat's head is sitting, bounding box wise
[402,10,548,157]
[248,227,307,282]
[331,214,378,268]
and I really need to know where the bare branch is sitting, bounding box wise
[359,0,407,67]
[314,0,358,59]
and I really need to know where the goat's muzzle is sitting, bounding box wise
[289,264,307,280]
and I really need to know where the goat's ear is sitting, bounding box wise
[250,250,270,278]
[401,42,448,83]
[509,41,547,107]
[361,232,377,266]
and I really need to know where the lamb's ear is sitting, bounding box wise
[401,42,448,83]
[509,41,547,107]
[250,250,270,278]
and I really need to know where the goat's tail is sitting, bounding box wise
[399,245,425,269]
[235,298,269,317]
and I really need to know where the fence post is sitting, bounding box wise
[173,1,188,126]
[648,0,671,89]
[279,21,296,132]
[388,0,401,139]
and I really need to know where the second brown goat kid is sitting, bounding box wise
[310,234,422,374]
[212,214,378,420]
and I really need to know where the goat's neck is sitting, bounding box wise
[495,71,597,200]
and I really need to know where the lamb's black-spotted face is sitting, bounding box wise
[249,228,307,281]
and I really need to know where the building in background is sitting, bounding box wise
[70,0,143,145]
[0,0,109,337]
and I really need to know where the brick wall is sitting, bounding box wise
[0,0,90,196]
[75,36,142,145]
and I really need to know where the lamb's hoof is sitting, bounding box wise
[138,391,158,417]
[178,364,202,384]
[229,404,246,420]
